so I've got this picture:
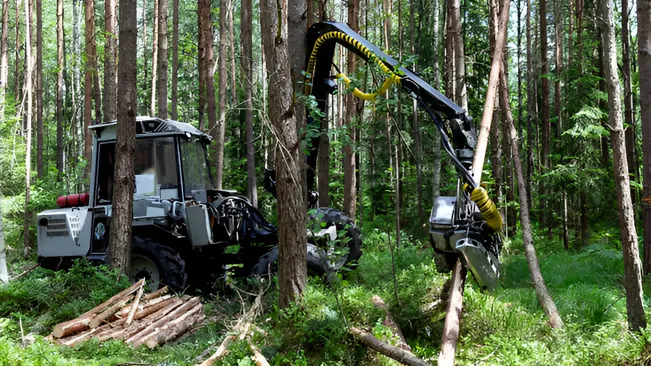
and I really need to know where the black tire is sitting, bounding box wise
[307,208,362,270]
[129,237,188,292]
[250,244,326,277]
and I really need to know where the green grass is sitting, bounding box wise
[1,232,651,365]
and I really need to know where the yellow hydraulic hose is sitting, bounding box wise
[305,31,402,96]
[466,186,503,232]
[334,73,400,100]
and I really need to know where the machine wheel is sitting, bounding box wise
[307,208,362,271]
[129,237,188,292]
[250,244,326,277]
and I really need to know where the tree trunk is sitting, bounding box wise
[200,0,216,141]
[150,0,158,116]
[35,0,42,178]
[525,0,533,209]
[470,0,510,183]
[488,0,502,221]
[599,0,646,332]
[0,199,6,284]
[0,0,7,121]
[576,0,584,75]
[287,0,306,201]
[411,0,424,228]
[215,0,229,189]
[84,0,96,178]
[23,0,32,258]
[157,0,168,119]
[501,56,564,330]
[445,0,455,100]
[622,0,637,203]
[432,0,440,88]
[228,3,236,110]
[260,0,307,308]
[108,0,137,274]
[640,0,651,275]
[554,0,562,138]
[451,0,467,110]
[56,0,64,179]
[170,0,178,120]
[344,0,358,220]
[437,260,466,366]
[241,0,256,207]
[14,0,20,103]
[141,0,148,115]
[539,0,550,232]
[104,0,117,121]
[197,0,206,130]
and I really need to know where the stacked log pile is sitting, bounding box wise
[50,279,205,348]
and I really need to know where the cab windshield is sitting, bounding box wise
[180,139,213,197]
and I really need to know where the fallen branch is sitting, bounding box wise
[10,263,40,281]
[90,295,135,328]
[371,295,411,352]
[248,338,270,366]
[197,336,235,366]
[349,327,430,366]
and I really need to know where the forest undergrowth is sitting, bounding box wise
[1,226,651,365]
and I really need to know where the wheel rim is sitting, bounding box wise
[129,254,160,291]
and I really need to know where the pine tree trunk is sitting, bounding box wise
[260,0,307,308]
[108,0,137,274]
[640,0,651,275]
[599,0,646,332]
[57,0,65,179]
[0,0,7,120]
[241,0,256,207]
[554,0,562,138]
[488,0,502,221]
[197,0,206,130]
[344,0,358,220]
[525,0,533,209]
[432,0,440,89]
[411,0,424,228]
[215,0,229,189]
[445,0,455,100]
[150,0,158,116]
[622,0,637,203]
[14,0,20,103]
[141,0,148,115]
[501,62,564,329]
[23,0,32,258]
[539,0,550,233]
[35,0,42,178]
[157,0,168,119]
[0,198,7,284]
[83,0,95,178]
[451,0,467,110]
[104,0,117,121]
[170,0,178,120]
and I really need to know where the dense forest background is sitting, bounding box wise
[1,0,651,364]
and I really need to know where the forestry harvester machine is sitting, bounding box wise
[35,22,501,292]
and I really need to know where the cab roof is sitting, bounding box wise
[89,116,210,139]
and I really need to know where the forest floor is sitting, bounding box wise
[1,227,651,365]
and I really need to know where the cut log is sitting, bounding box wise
[80,278,145,318]
[438,259,466,366]
[197,335,235,366]
[89,294,134,328]
[116,294,173,318]
[53,278,145,338]
[52,316,94,339]
[105,297,184,341]
[143,310,205,348]
[371,295,411,352]
[248,338,270,366]
[349,327,430,366]
[61,323,111,347]
[126,281,145,325]
[139,302,203,348]
[143,285,169,301]
[126,296,199,345]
